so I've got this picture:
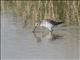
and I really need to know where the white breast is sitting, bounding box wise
[40,21,53,31]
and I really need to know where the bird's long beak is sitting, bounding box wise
[32,26,37,33]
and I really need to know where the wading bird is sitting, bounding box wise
[33,19,64,33]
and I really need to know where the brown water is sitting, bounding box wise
[1,11,80,60]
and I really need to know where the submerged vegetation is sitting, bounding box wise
[1,1,80,26]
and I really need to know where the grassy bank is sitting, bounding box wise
[1,1,80,26]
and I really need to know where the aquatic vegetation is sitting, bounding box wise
[1,1,80,26]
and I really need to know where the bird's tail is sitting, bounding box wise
[57,22,64,25]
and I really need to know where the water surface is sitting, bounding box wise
[1,11,79,60]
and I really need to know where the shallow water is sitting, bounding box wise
[1,11,80,60]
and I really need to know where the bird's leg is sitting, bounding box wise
[51,27,54,32]
[50,27,54,34]
[50,31,53,34]
[50,29,53,33]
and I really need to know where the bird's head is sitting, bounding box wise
[34,20,41,27]
[33,20,41,33]
[34,22,40,27]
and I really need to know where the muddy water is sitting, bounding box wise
[1,11,80,60]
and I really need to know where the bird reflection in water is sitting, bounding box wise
[33,32,63,42]
[33,32,42,42]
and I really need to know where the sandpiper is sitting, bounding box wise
[33,19,64,33]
